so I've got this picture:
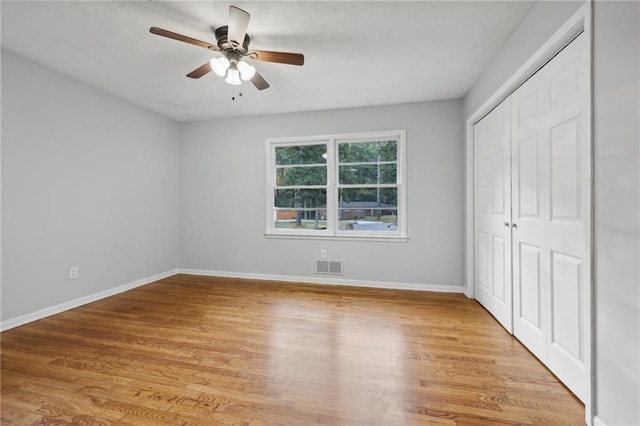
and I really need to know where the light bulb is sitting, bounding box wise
[210,56,230,77]
[237,61,256,81]
[225,68,242,85]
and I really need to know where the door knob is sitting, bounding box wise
[511,223,518,229]
[504,222,510,227]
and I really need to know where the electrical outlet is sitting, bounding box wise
[320,250,327,259]
[69,266,79,280]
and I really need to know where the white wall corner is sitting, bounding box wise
[593,416,607,426]
[0,269,180,332]
[465,120,476,300]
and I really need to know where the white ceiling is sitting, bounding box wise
[1,1,534,122]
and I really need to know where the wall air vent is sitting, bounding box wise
[315,260,343,275]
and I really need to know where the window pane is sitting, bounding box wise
[276,144,327,165]
[338,140,397,163]
[277,166,326,186]
[274,188,326,209]
[274,209,327,230]
[338,187,398,232]
[274,188,327,230]
[338,212,398,232]
[339,187,397,206]
[339,164,397,185]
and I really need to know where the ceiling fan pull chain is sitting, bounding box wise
[231,86,243,101]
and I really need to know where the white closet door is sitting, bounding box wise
[474,98,512,332]
[511,33,588,401]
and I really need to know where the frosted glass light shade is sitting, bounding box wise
[210,56,230,77]
[225,68,242,85]
[237,60,256,81]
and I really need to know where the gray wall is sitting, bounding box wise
[593,2,640,424]
[1,51,180,322]
[179,101,464,288]
[464,1,640,424]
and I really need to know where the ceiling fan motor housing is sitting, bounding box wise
[215,26,250,56]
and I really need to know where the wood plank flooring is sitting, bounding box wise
[1,274,584,425]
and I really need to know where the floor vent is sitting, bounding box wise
[316,260,343,275]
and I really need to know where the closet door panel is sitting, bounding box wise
[550,118,582,220]
[518,135,542,218]
[518,243,542,328]
[544,33,588,402]
[492,235,506,303]
[550,251,583,360]
[512,33,588,401]
[474,98,512,332]
[511,67,548,362]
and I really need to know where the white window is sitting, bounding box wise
[265,130,407,241]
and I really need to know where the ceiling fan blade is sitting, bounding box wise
[228,6,250,48]
[150,27,218,51]
[251,71,270,90]
[251,50,304,66]
[187,62,213,79]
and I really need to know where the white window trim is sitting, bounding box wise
[265,129,407,242]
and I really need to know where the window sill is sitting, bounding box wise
[264,233,409,243]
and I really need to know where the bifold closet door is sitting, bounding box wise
[474,98,512,332]
[511,33,588,401]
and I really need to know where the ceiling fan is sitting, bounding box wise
[150,6,304,91]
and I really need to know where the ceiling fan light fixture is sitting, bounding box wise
[237,60,256,81]
[225,67,242,85]
[210,56,230,77]
[150,5,305,91]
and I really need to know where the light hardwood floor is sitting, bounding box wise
[1,274,584,425]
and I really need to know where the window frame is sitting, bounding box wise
[265,129,407,242]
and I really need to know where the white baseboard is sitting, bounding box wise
[593,416,606,426]
[0,269,179,332]
[0,269,463,332]
[179,268,465,294]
